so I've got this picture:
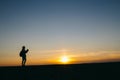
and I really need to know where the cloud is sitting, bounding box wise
[71,50,120,63]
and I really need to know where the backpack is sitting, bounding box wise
[19,51,23,57]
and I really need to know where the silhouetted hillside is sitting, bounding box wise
[0,62,120,80]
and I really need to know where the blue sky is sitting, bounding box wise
[0,0,120,66]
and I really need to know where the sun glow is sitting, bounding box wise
[60,56,70,64]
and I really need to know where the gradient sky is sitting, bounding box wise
[0,0,120,66]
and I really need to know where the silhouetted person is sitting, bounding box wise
[19,46,29,66]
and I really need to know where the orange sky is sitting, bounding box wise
[0,49,120,66]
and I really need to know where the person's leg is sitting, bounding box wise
[22,57,24,66]
[23,57,26,66]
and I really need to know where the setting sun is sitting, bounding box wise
[60,56,70,64]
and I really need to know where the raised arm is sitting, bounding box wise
[25,49,29,53]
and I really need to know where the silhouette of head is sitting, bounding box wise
[22,46,25,49]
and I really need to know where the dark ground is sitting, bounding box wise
[0,62,120,80]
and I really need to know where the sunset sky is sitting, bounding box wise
[0,0,120,66]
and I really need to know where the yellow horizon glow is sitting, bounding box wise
[1,50,120,66]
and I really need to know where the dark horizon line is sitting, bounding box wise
[0,61,120,67]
